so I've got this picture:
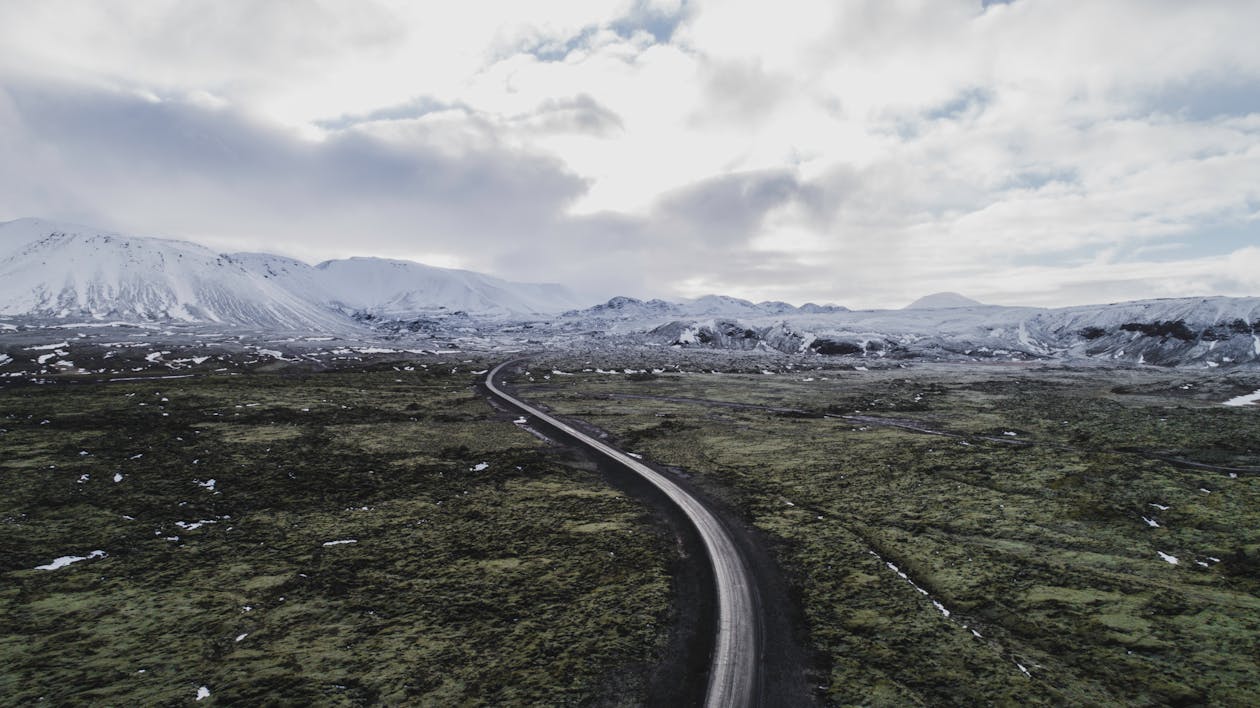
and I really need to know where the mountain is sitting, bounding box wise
[3,217,1256,368]
[564,296,681,319]
[904,292,986,309]
[0,218,584,327]
[563,295,850,320]
[0,218,355,331]
[621,296,1260,367]
[232,253,580,317]
[310,257,581,317]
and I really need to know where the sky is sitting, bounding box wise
[1,0,1258,309]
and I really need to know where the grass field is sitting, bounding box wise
[516,361,1260,705]
[0,364,671,705]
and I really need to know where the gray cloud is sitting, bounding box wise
[318,93,622,137]
[314,97,468,131]
[656,169,803,244]
[523,94,625,136]
[691,57,790,127]
[0,80,586,262]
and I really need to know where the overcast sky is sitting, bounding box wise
[1,0,1258,308]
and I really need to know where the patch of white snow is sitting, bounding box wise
[35,550,106,570]
[1222,388,1260,407]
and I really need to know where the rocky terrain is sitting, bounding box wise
[2,218,1258,372]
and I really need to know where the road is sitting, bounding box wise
[485,360,760,708]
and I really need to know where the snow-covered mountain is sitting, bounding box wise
[230,252,581,317]
[0,219,583,327]
[2,218,1256,367]
[611,296,1260,367]
[311,257,581,317]
[561,295,849,321]
[231,249,584,312]
[904,292,986,309]
[0,218,355,331]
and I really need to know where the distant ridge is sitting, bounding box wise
[904,292,985,309]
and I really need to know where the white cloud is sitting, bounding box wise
[0,0,1258,308]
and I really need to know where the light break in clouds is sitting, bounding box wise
[1,0,1258,309]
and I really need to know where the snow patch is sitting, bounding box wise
[322,539,357,547]
[25,341,69,351]
[1157,551,1179,565]
[35,550,106,570]
[1222,388,1260,407]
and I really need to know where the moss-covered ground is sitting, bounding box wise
[0,365,670,705]
[518,361,1260,706]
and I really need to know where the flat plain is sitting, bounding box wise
[515,359,1260,705]
[3,354,1259,706]
[0,363,671,705]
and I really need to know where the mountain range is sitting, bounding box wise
[2,218,1258,367]
[0,218,580,326]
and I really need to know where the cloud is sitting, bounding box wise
[655,169,804,244]
[0,0,1258,309]
[0,81,588,267]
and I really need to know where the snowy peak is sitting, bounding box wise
[564,295,851,321]
[308,257,582,317]
[0,218,586,327]
[564,296,680,319]
[638,295,1260,367]
[231,253,582,317]
[685,294,762,315]
[904,292,986,309]
[0,219,355,330]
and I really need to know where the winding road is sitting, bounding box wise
[485,360,760,708]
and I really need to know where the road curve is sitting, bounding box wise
[485,360,759,708]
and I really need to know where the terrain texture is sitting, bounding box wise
[513,357,1260,705]
[0,363,671,704]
